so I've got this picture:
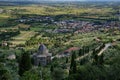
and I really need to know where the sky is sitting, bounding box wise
[0,0,119,2]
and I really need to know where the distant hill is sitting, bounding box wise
[0,0,119,6]
[0,0,119,2]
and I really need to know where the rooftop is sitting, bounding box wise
[38,44,48,54]
[64,47,80,53]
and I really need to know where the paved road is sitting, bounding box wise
[98,43,112,56]
[52,42,113,60]
[76,43,112,61]
[76,51,92,61]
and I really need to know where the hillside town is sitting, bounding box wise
[0,1,120,80]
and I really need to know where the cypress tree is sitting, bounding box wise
[82,46,85,55]
[72,60,77,73]
[69,52,77,75]
[87,46,89,53]
[92,49,96,59]
[84,46,87,53]
[19,51,32,76]
[94,54,98,65]
[79,49,82,56]
[70,52,76,69]
[80,58,85,65]
[50,65,54,72]
[92,49,99,65]
[99,54,104,65]
[66,57,68,63]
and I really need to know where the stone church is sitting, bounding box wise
[32,44,52,66]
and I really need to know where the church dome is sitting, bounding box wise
[38,44,48,54]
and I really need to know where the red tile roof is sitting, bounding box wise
[65,47,80,52]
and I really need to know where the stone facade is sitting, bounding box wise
[33,44,52,66]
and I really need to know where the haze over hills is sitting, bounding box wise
[0,0,119,2]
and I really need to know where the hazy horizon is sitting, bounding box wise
[0,0,119,2]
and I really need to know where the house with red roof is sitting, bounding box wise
[63,47,80,56]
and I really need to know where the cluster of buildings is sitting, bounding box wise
[56,20,90,29]
[53,20,120,33]
[17,16,120,34]
[2,43,79,66]
[53,20,91,33]
[32,44,81,66]
[17,16,54,23]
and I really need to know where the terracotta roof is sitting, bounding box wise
[65,47,80,52]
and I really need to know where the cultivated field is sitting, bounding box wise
[8,31,37,46]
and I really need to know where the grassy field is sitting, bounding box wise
[2,5,114,16]
[8,31,37,46]
[0,14,10,18]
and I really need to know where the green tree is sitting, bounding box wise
[52,68,65,80]
[50,65,54,72]
[69,52,77,75]
[19,51,32,76]
[72,60,77,73]
[21,70,40,80]
[99,54,104,65]
[66,57,69,63]
[79,49,82,56]
[0,69,12,80]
